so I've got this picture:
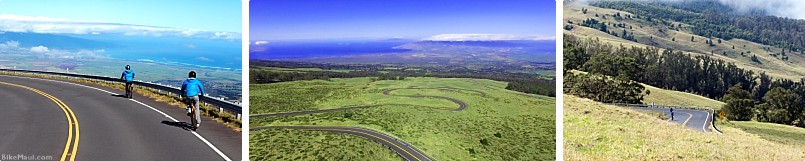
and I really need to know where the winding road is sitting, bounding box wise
[634,107,713,132]
[0,74,241,161]
[251,87,484,161]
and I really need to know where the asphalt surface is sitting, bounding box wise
[252,126,433,161]
[0,75,240,161]
[251,86,480,161]
[635,107,713,132]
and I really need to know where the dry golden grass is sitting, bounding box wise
[0,72,241,131]
[564,3,805,80]
[642,83,726,109]
[564,94,805,160]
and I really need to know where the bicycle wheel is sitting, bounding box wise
[190,104,197,131]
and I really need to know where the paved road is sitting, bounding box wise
[252,126,433,161]
[635,107,713,132]
[251,86,480,161]
[0,75,240,161]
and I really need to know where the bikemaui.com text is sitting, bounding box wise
[1,154,54,161]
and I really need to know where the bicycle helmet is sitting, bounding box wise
[189,71,196,78]
[125,65,130,70]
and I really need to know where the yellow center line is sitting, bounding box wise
[680,112,693,126]
[323,128,423,161]
[0,82,79,161]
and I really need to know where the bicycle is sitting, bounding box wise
[125,83,134,99]
[186,97,199,131]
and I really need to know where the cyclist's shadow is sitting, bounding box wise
[111,94,128,98]
[161,120,196,131]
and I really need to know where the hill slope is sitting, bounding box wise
[564,95,805,160]
[564,2,805,80]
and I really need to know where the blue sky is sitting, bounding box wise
[251,0,555,40]
[0,0,241,32]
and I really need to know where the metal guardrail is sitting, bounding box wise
[606,103,722,134]
[0,69,242,119]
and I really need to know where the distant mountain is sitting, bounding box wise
[0,32,120,50]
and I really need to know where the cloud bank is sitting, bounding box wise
[423,34,556,41]
[0,14,241,40]
[0,41,107,59]
[716,0,805,20]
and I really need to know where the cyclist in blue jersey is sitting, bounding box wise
[181,71,205,129]
[120,65,135,98]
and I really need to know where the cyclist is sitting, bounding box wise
[181,71,205,128]
[670,108,675,121]
[120,65,135,98]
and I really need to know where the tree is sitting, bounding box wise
[761,87,800,123]
[751,55,761,63]
[723,85,754,121]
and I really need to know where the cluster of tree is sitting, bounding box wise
[565,34,754,99]
[564,72,646,104]
[580,18,608,33]
[593,0,805,54]
[251,60,556,97]
[724,85,805,127]
[566,34,805,127]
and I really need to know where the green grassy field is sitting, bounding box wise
[250,77,555,160]
[564,95,805,160]
[250,129,401,161]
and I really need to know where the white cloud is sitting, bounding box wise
[254,41,269,45]
[0,41,19,49]
[185,44,196,49]
[30,46,49,53]
[0,14,241,40]
[195,57,213,62]
[423,34,556,41]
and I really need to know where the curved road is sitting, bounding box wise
[0,75,240,161]
[251,86,483,161]
[251,87,478,119]
[253,126,432,161]
[635,107,713,132]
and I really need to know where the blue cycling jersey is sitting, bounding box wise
[122,70,135,82]
[181,78,205,97]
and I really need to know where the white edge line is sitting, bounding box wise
[1,75,232,161]
[131,99,232,161]
[702,111,708,132]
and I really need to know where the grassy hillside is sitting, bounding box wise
[564,95,805,160]
[250,129,400,161]
[251,77,555,160]
[642,83,725,109]
[727,121,805,146]
[564,3,805,80]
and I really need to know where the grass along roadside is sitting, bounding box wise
[0,71,242,131]
[641,83,726,110]
[250,128,401,161]
[724,121,805,146]
[564,94,805,160]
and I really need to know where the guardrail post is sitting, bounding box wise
[237,114,241,120]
